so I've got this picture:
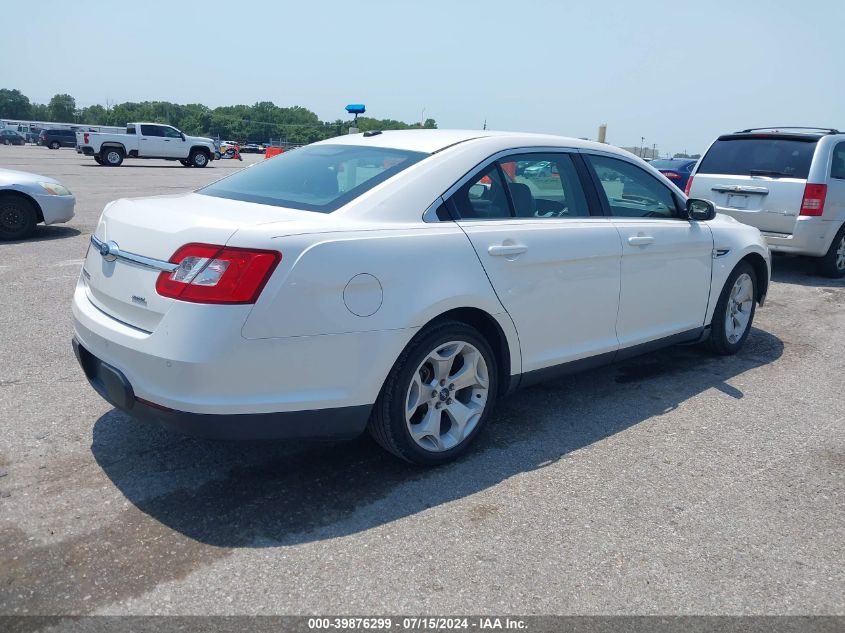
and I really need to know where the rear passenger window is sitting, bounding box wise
[586,155,680,219]
[831,142,845,180]
[498,154,590,218]
[450,164,511,220]
[140,125,163,137]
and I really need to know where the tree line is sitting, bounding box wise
[0,89,437,144]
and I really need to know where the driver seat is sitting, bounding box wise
[508,182,536,217]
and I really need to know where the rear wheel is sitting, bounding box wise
[369,321,498,466]
[816,224,845,278]
[707,262,757,355]
[49,141,60,150]
[0,196,38,240]
[103,147,124,166]
[190,150,209,168]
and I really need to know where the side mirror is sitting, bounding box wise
[180,133,186,141]
[686,198,716,221]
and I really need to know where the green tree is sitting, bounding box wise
[0,89,32,119]
[48,94,76,122]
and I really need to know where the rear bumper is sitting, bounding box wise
[761,217,842,257]
[72,338,371,440]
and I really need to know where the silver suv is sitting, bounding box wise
[688,127,845,277]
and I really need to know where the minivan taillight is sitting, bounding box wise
[799,183,827,216]
[684,175,694,196]
[156,243,281,304]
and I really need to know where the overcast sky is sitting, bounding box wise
[3,0,843,155]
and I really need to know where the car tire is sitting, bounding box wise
[0,196,38,241]
[49,141,60,150]
[103,147,124,167]
[368,320,499,466]
[190,150,209,168]
[2,139,9,145]
[93,156,104,165]
[816,224,845,279]
[707,261,757,355]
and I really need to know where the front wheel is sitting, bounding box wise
[190,150,209,168]
[816,224,845,279]
[0,196,38,240]
[707,262,757,355]
[180,159,191,167]
[49,141,60,150]
[369,321,498,465]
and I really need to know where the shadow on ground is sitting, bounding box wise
[1,225,80,244]
[91,327,784,549]
[770,255,844,288]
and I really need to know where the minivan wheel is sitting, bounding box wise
[49,141,60,150]
[0,196,38,241]
[104,148,124,166]
[707,262,757,355]
[816,225,845,279]
[369,321,498,466]
[190,150,208,168]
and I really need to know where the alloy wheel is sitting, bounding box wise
[725,272,753,344]
[836,236,845,271]
[405,340,489,452]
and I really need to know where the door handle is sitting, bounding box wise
[627,235,655,246]
[488,244,528,257]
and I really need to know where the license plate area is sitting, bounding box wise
[726,194,749,209]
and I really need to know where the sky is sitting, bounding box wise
[2,0,843,156]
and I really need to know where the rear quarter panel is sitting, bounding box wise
[238,225,510,340]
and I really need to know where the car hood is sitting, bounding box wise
[0,168,62,187]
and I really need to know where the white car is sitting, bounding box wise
[0,168,75,240]
[72,130,770,465]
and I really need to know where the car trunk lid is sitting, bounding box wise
[81,192,309,332]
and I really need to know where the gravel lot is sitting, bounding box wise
[0,144,842,617]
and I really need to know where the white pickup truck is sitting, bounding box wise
[76,123,217,167]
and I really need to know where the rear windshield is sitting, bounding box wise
[697,137,818,178]
[198,144,427,212]
[650,159,692,170]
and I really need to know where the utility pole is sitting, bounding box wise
[652,143,656,160]
[640,136,645,158]
[483,118,487,130]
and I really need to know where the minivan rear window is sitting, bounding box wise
[198,144,427,212]
[697,137,817,179]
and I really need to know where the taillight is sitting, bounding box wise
[661,170,681,180]
[83,133,89,144]
[684,175,694,196]
[799,183,827,216]
[155,243,281,304]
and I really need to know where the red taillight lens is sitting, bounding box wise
[684,175,694,196]
[799,183,827,216]
[156,243,281,304]
[83,133,89,144]
[661,170,681,180]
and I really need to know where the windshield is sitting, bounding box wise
[698,137,817,178]
[198,144,428,212]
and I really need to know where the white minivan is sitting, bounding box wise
[688,127,845,277]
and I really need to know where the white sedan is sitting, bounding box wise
[0,168,75,240]
[72,130,770,465]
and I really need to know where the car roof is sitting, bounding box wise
[315,129,620,155]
